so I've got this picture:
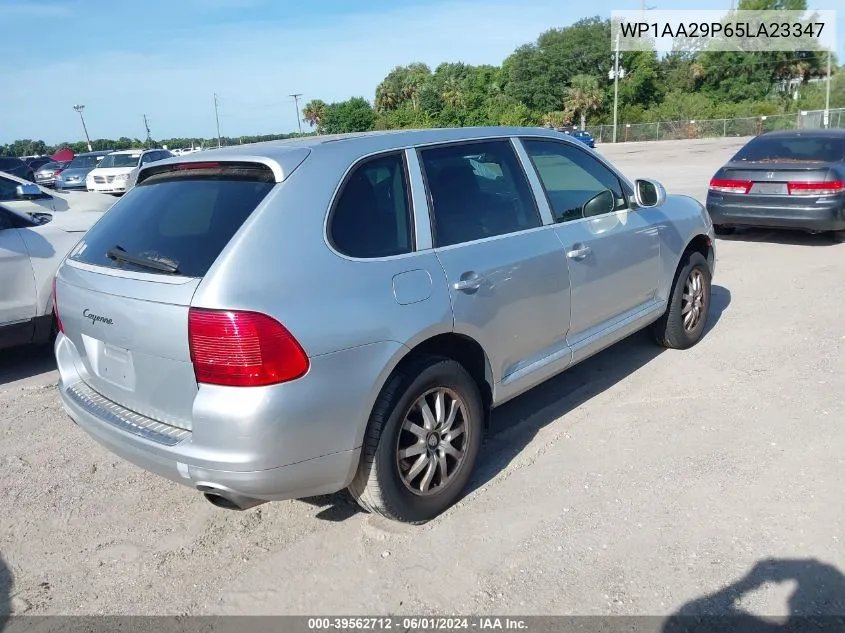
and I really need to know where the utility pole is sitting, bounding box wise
[213,93,222,148]
[824,49,832,129]
[73,105,93,151]
[289,93,303,135]
[612,30,621,143]
[143,114,152,148]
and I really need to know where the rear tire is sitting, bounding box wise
[831,230,845,244]
[349,355,483,523]
[651,252,712,350]
[713,225,735,236]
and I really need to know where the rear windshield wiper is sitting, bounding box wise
[106,245,180,274]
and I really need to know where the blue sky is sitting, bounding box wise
[0,0,841,144]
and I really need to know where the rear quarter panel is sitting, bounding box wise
[191,144,455,455]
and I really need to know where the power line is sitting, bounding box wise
[289,93,303,135]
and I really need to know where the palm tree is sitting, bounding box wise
[302,99,327,130]
[375,86,399,112]
[440,77,465,108]
[565,75,604,130]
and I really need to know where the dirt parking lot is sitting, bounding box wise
[1,137,844,618]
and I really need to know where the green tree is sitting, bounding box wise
[321,97,376,134]
[565,75,604,130]
[502,17,612,113]
[302,99,327,132]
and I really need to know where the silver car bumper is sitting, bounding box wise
[55,333,366,502]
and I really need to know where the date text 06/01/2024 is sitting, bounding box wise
[306,617,529,630]
[620,20,825,39]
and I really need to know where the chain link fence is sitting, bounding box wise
[587,108,845,144]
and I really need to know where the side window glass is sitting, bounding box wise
[0,177,19,202]
[419,140,541,247]
[522,139,627,223]
[329,153,413,258]
[0,210,12,230]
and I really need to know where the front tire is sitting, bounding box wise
[651,251,712,350]
[349,355,483,523]
[831,230,845,244]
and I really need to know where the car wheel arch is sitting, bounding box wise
[356,331,495,453]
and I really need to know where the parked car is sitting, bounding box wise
[0,157,35,182]
[55,151,112,191]
[34,161,70,188]
[707,129,845,242]
[86,149,173,195]
[54,127,715,522]
[1,170,116,216]
[0,181,116,350]
[566,129,596,148]
[25,156,56,172]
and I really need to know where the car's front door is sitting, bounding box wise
[0,174,56,215]
[519,138,660,354]
[417,138,572,389]
[0,208,36,328]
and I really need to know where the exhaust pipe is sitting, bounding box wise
[197,485,266,511]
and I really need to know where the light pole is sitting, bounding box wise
[610,31,621,143]
[73,105,92,151]
[213,93,222,148]
[824,49,832,129]
[289,93,303,135]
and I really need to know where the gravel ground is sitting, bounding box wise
[1,136,844,618]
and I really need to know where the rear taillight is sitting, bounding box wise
[709,178,752,194]
[787,181,845,196]
[188,308,309,387]
[53,276,64,333]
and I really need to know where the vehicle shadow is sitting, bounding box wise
[0,344,57,388]
[662,558,845,633]
[305,285,731,522]
[717,228,839,247]
[0,554,12,630]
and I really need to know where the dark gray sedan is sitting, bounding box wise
[706,129,845,242]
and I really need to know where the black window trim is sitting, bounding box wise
[415,136,544,249]
[325,149,417,261]
[518,136,633,224]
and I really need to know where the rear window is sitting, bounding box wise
[732,136,845,163]
[68,163,275,277]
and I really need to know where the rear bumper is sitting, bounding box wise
[53,333,389,502]
[707,193,845,232]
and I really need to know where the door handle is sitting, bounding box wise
[453,273,483,293]
[566,245,592,260]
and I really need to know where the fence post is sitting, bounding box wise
[723,118,727,137]
[656,121,660,140]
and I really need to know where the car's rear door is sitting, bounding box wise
[519,137,660,360]
[417,138,572,390]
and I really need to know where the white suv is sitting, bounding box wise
[86,149,173,195]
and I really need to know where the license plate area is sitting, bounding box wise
[81,334,136,390]
[750,182,788,195]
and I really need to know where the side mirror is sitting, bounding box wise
[634,178,666,208]
[16,183,42,199]
[582,189,615,219]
